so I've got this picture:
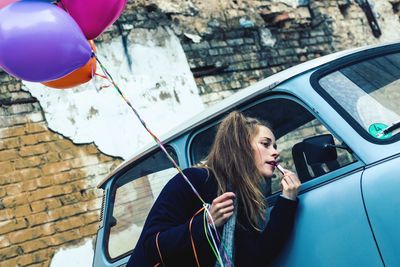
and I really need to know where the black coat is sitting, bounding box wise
[127,167,298,267]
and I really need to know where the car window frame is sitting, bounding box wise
[310,43,400,145]
[186,93,364,203]
[103,145,179,263]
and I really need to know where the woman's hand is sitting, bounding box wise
[208,192,235,227]
[281,169,301,200]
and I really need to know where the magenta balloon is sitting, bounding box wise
[0,0,16,9]
[0,2,92,82]
[60,0,127,40]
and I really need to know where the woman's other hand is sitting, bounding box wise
[281,170,301,200]
[208,192,236,227]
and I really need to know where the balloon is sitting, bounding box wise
[0,2,91,82]
[43,41,97,89]
[60,0,127,40]
[0,0,15,9]
[1,0,54,9]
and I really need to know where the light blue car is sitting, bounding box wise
[93,42,400,267]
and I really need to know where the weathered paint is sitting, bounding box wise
[23,27,203,160]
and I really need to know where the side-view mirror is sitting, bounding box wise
[303,134,338,165]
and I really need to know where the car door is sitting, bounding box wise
[361,156,400,267]
[93,147,180,267]
[311,45,400,267]
[189,94,383,266]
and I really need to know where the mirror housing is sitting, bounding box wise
[303,134,338,165]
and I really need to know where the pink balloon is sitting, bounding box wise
[60,0,127,40]
[0,0,16,9]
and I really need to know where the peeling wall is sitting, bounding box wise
[23,27,203,160]
[1,1,400,267]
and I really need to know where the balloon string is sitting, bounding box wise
[93,53,233,266]
[95,73,108,79]
[205,207,234,267]
[93,53,206,205]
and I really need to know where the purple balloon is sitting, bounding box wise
[0,2,91,82]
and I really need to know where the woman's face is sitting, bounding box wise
[251,125,280,178]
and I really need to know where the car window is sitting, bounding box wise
[106,148,178,260]
[190,97,357,195]
[319,52,400,140]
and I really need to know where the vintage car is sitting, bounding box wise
[93,41,400,267]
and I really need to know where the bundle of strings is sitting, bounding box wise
[214,201,237,267]
[93,53,232,265]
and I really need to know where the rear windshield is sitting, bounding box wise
[319,52,400,140]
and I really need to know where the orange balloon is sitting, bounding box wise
[43,40,97,89]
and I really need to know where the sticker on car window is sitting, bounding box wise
[368,123,393,139]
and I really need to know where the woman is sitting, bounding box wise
[127,111,301,267]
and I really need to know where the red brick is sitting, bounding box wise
[8,224,55,244]
[20,238,49,253]
[80,222,99,237]
[26,212,54,227]
[59,150,75,160]
[0,161,14,174]
[84,145,100,154]
[54,139,73,150]
[36,176,53,188]
[0,236,11,249]
[0,257,18,267]
[0,187,5,198]
[55,216,85,232]
[0,218,28,235]
[52,172,72,185]
[70,156,99,168]
[0,245,22,261]
[14,204,32,218]
[47,229,81,245]
[43,151,60,163]
[27,260,51,267]
[25,122,46,134]
[13,156,42,169]
[30,198,62,213]
[16,248,52,266]
[20,133,53,146]
[2,193,29,208]
[0,149,18,161]
[0,137,20,150]
[98,154,113,162]
[4,183,23,195]
[83,211,100,225]
[0,126,25,138]
[0,209,14,222]
[18,167,42,180]
[22,179,38,191]
[28,186,67,202]
[0,167,42,187]
[19,144,48,157]
[58,203,88,218]
[41,161,71,175]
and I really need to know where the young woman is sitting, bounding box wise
[127,111,301,267]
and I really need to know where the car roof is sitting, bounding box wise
[97,41,398,188]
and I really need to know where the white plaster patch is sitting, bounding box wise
[23,27,204,160]
[50,239,94,267]
[273,0,299,8]
[259,27,276,47]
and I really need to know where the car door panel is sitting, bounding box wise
[272,171,383,267]
[361,156,400,267]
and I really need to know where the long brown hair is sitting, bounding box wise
[204,111,271,230]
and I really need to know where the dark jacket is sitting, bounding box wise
[127,167,298,267]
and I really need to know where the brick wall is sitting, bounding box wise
[0,74,122,266]
[112,0,400,106]
[1,0,400,266]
